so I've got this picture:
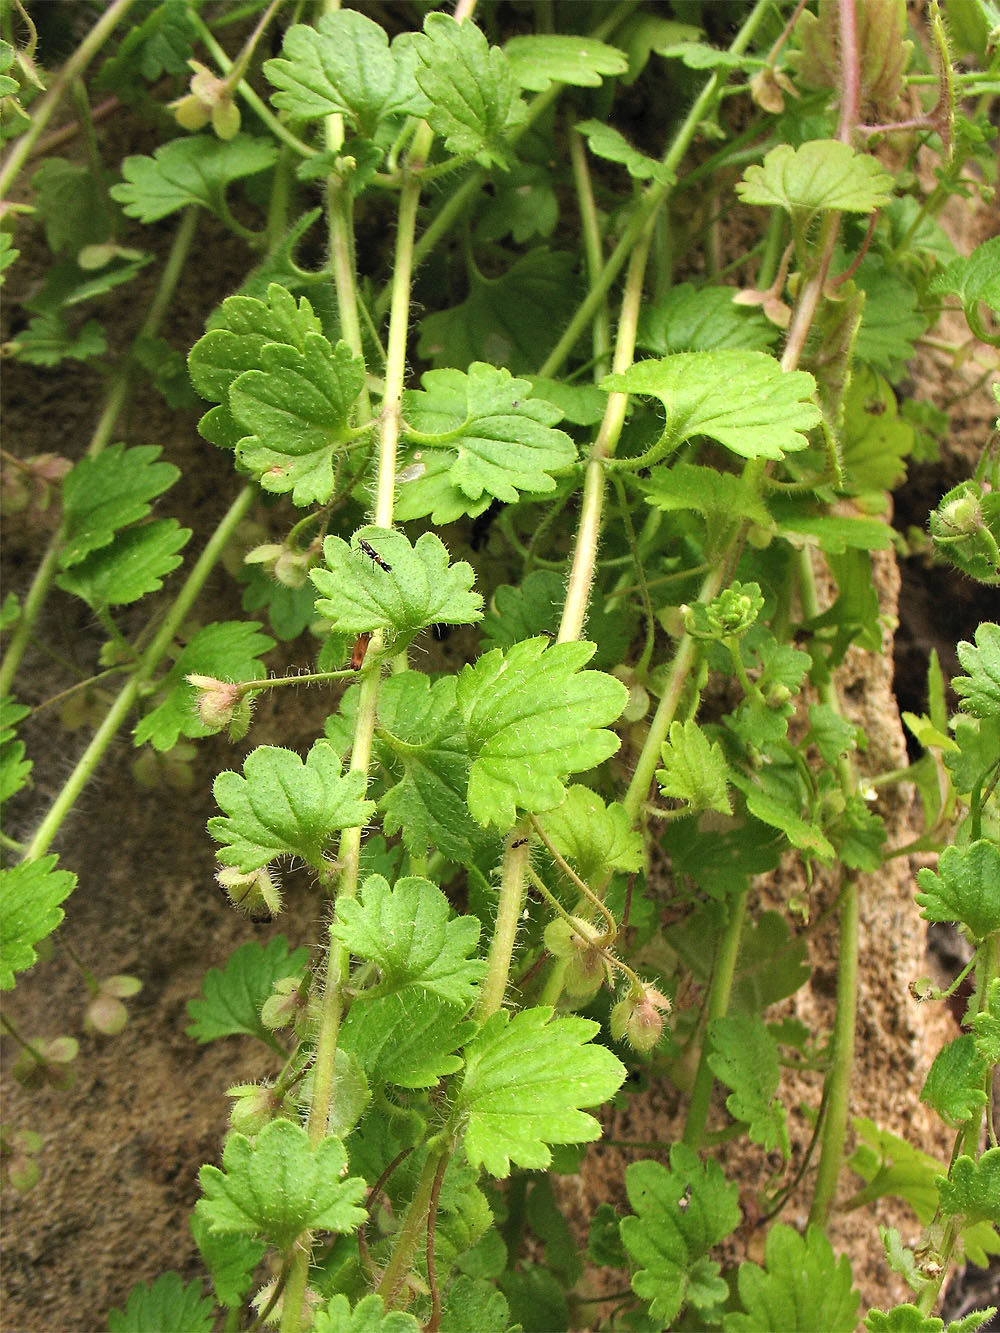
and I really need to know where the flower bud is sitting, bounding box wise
[610,984,671,1052]
[261,976,306,1031]
[217,866,282,919]
[544,917,608,999]
[227,1082,291,1136]
[186,675,252,740]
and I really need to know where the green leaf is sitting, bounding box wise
[311,527,482,655]
[457,638,627,828]
[915,841,1000,941]
[134,621,274,752]
[854,255,928,377]
[264,11,426,136]
[186,936,309,1046]
[806,704,859,765]
[620,1146,741,1327]
[657,720,732,815]
[731,911,812,1011]
[954,623,1000,719]
[111,134,277,224]
[504,35,627,90]
[0,856,76,990]
[847,1118,947,1220]
[0,735,31,804]
[458,1006,626,1176]
[198,1119,366,1249]
[209,740,374,872]
[412,14,526,168]
[97,0,197,88]
[31,157,114,255]
[731,772,836,861]
[724,1223,860,1332]
[107,1272,213,1333]
[0,233,19,284]
[536,785,643,885]
[56,519,191,608]
[938,1148,1000,1225]
[9,313,107,367]
[374,672,488,863]
[657,41,759,69]
[312,1294,421,1333]
[878,1227,930,1300]
[340,989,473,1088]
[971,979,1000,1064]
[641,462,771,529]
[736,140,894,220]
[439,1275,511,1333]
[190,1206,266,1310]
[401,363,576,507]
[480,569,630,671]
[575,119,674,184]
[637,283,779,354]
[771,501,894,554]
[708,1013,789,1156]
[230,335,366,506]
[417,249,581,378]
[946,715,1000,796]
[920,1034,988,1128]
[332,874,485,1008]
[475,162,558,244]
[59,443,180,568]
[828,795,886,872]
[605,352,820,461]
[930,236,1000,322]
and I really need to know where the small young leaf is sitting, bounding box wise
[332,874,485,1008]
[657,720,732,815]
[230,335,366,506]
[605,352,820,461]
[971,978,1000,1064]
[9,313,107,367]
[107,1272,213,1333]
[111,134,278,223]
[339,989,473,1088]
[637,283,778,354]
[374,672,488,863]
[620,1146,741,1327]
[736,140,893,220]
[657,41,758,69]
[264,11,426,135]
[186,936,309,1046]
[457,638,627,829]
[198,1119,366,1249]
[190,1206,266,1310]
[724,1223,860,1333]
[920,1034,988,1128]
[312,1293,421,1333]
[59,443,180,568]
[0,736,31,805]
[401,363,576,507]
[458,1006,626,1176]
[504,35,627,90]
[575,119,673,184]
[938,1148,1000,1225]
[0,856,76,990]
[134,621,274,752]
[915,841,1000,941]
[708,1013,789,1156]
[209,740,374,872]
[953,623,1000,720]
[930,236,1000,323]
[412,14,527,168]
[311,527,482,655]
[56,519,191,608]
[536,785,644,885]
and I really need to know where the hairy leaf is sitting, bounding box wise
[311,527,482,654]
[458,1006,626,1176]
[637,283,778,354]
[209,741,373,871]
[59,443,180,568]
[641,462,771,528]
[198,1119,365,1248]
[724,1224,859,1332]
[111,134,278,223]
[708,1013,789,1156]
[575,119,673,183]
[920,1034,988,1127]
[938,1149,1000,1225]
[186,936,309,1046]
[56,519,191,608]
[340,989,473,1088]
[332,874,485,1007]
[536,785,643,885]
[971,979,1000,1064]
[954,623,1000,719]
[657,720,732,815]
[0,856,76,990]
[621,1146,741,1326]
[736,140,893,219]
[505,35,627,90]
[107,1272,213,1333]
[605,352,820,460]
[457,638,627,828]
[190,1207,266,1311]
[915,841,1000,941]
[312,1294,421,1333]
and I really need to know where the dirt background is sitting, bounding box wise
[2,28,999,1333]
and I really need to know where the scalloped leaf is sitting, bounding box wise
[458,1006,626,1176]
[605,352,819,460]
[736,140,893,219]
[575,119,673,184]
[186,936,309,1047]
[58,443,180,568]
[915,841,1000,941]
[55,519,191,608]
[110,134,278,223]
[657,720,732,815]
[209,740,374,871]
[456,638,628,829]
[536,785,643,886]
[0,856,76,990]
[724,1224,859,1332]
[920,1034,988,1128]
[505,35,627,90]
[198,1119,366,1249]
[954,623,1000,719]
[938,1149,1000,1226]
[107,1273,213,1333]
[708,1013,789,1156]
[637,283,778,354]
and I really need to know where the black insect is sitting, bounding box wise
[510,837,529,850]
[359,538,392,572]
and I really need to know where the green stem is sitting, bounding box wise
[0,0,138,198]
[374,1145,447,1306]
[569,125,611,379]
[476,834,531,1021]
[21,486,255,861]
[682,887,748,1149]
[0,206,200,698]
